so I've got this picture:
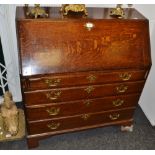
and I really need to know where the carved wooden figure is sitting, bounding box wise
[1,91,19,136]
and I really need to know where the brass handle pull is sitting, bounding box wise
[84,86,95,94]
[46,107,60,116]
[83,100,92,106]
[112,99,124,107]
[46,91,61,100]
[84,22,95,31]
[47,122,60,130]
[87,75,96,83]
[109,114,120,120]
[44,78,61,87]
[116,85,128,93]
[81,114,90,120]
[119,73,132,81]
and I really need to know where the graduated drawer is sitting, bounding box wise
[27,108,134,135]
[22,70,147,91]
[24,81,144,106]
[26,94,140,121]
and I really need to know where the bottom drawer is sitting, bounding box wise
[28,108,135,135]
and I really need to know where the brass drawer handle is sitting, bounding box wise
[84,86,95,94]
[46,91,61,100]
[112,99,124,107]
[47,122,60,130]
[84,22,95,31]
[87,74,96,83]
[109,114,120,120]
[81,114,90,120]
[44,78,61,87]
[116,85,128,93]
[83,100,92,106]
[46,107,60,116]
[119,73,132,81]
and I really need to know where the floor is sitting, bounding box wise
[0,106,155,150]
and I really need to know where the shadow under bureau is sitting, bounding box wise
[16,7,151,149]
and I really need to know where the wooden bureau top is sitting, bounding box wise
[16,7,151,76]
[16,7,146,20]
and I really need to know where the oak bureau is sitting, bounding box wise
[16,7,151,148]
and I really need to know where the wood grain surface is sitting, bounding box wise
[16,7,151,149]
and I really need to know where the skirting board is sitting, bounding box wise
[140,104,155,126]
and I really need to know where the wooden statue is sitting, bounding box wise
[1,91,19,136]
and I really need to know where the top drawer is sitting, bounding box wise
[22,70,147,91]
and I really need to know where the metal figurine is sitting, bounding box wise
[110,4,133,18]
[110,4,125,18]
[26,4,48,19]
[60,4,88,16]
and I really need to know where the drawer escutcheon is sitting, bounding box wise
[46,107,60,116]
[81,114,90,120]
[86,74,96,83]
[83,100,92,106]
[84,86,95,94]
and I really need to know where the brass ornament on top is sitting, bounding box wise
[60,4,88,16]
[110,4,133,18]
[25,4,88,18]
[25,4,48,19]
[25,4,133,19]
